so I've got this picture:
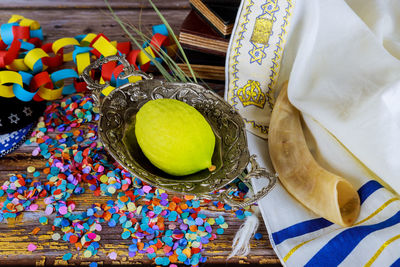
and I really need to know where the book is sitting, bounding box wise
[189,0,240,37]
[176,48,225,81]
[179,10,229,56]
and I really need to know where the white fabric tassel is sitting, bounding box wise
[228,206,260,258]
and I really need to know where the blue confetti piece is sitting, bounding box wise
[74,151,83,163]
[121,231,131,239]
[244,211,253,217]
[39,216,48,224]
[155,257,163,265]
[215,215,225,225]
[235,210,244,216]
[254,232,263,240]
[147,252,156,259]
[178,253,187,262]
[224,204,232,210]
[62,252,73,261]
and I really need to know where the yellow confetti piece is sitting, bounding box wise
[108,186,116,194]
[182,248,191,258]
[93,235,101,242]
[83,250,92,258]
[136,206,142,215]
[52,233,61,241]
[220,222,229,229]
[127,202,136,212]
[156,189,166,194]
[100,175,108,184]
[207,218,215,225]
[27,166,36,173]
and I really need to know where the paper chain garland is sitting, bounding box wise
[0,15,176,102]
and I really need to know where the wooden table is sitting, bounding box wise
[0,1,281,266]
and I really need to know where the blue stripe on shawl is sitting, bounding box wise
[390,257,400,267]
[305,210,400,267]
[272,218,333,245]
[271,180,383,245]
[358,180,383,204]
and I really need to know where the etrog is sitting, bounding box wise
[135,98,215,176]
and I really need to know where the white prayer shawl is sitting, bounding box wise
[225,0,400,265]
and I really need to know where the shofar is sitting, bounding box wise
[268,82,360,227]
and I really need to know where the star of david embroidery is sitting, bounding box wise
[23,106,32,117]
[262,2,279,19]
[8,113,20,124]
[249,45,266,65]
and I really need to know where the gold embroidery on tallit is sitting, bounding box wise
[228,0,294,136]
[237,80,266,108]
[251,18,273,45]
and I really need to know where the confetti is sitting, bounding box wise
[52,233,61,241]
[27,243,37,252]
[27,166,36,173]
[63,252,73,261]
[31,227,41,235]
[108,251,117,260]
[39,216,48,225]
[83,250,92,258]
[29,204,39,211]
[254,233,263,240]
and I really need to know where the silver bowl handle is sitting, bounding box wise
[217,155,277,209]
[80,55,153,107]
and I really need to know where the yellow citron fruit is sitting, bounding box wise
[135,98,216,176]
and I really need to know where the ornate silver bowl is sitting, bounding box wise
[82,55,276,207]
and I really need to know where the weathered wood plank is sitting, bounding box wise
[0,0,190,10]
[0,9,189,44]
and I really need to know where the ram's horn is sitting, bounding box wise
[268,82,360,227]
